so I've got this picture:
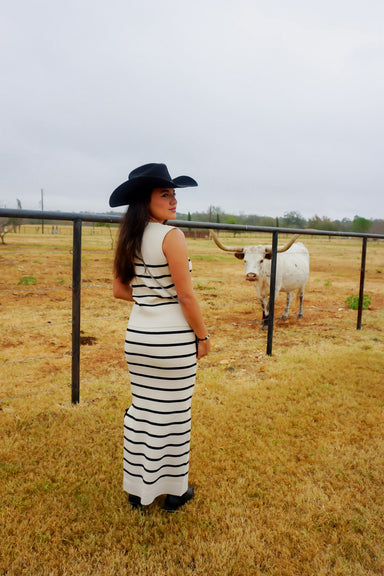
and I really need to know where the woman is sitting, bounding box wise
[110,163,210,512]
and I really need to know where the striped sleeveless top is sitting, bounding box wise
[128,222,192,328]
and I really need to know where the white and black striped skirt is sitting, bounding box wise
[123,326,197,506]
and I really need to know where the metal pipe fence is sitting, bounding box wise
[1,207,383,404]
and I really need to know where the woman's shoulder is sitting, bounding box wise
[147,221,175,231]
[141,223,181,261]
[145,221,177,240]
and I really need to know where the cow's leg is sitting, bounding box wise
[297,288,304,318]
[281,292,293,320]
[259,297,269,329]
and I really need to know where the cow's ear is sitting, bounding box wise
[235,252,244,260]
[264,252,272,260]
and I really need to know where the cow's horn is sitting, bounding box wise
[210,230,244,253]
[266,234,300,254]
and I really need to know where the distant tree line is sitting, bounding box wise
[177,207,384,235]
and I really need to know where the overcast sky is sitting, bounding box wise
[1,0,383,220]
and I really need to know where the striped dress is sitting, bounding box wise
[123,222,197,506]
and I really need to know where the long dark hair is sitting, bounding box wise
[113,188,152,284]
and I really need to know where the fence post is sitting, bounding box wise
[266,230,279,356]
[357,236,367,330]
[72,219,82,403]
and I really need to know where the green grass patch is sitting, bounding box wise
[345,294,371,310]
[17,275,37,286]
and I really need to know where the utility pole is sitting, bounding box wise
[41,188,44,234]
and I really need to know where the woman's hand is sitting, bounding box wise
[197,338,211,360]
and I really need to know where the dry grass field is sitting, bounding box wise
[1,225,384,575]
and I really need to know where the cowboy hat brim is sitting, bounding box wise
[109,174,198,208]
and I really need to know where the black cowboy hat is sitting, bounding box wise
[109,163,198,207]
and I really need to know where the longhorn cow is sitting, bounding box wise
[211,231,310,328]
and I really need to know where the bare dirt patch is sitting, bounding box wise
[1,230,383,400]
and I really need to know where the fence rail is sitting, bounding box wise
[1,208,383,404]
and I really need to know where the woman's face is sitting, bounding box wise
[149,188,177,222]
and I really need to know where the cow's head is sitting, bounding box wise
[241,246,272,281]
[210,231,300,281]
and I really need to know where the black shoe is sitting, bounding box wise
[129,494,142,509]
[163,486,194,512]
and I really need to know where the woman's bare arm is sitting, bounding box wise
[113,275,134,301]
[163,228,210,359]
